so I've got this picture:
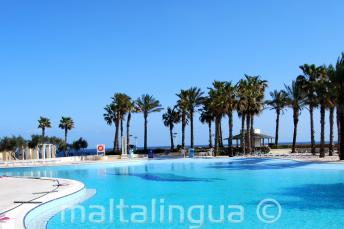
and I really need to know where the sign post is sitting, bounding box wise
[97,144,106,156]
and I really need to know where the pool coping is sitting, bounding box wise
[0,176,85,229]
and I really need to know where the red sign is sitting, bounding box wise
[97,144,106,154]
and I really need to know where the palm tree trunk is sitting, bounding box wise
[115,119,120,152]
[337,108,341,155]
[246,114,251,153]
[121,118,124,139]
[310,106,316,155]
[292,108,299,154]
[182,112,186,149]
[144,113,148,152]
[190,111,194,148]
[320,105,326,158]
[169,125,174,150]
[126,112,131,151]
[219,121,223,148]
[251,114,254,151]
[329,107,334,156]
[241,114,246,153]
[41,128,45,144]
[275,109,280,146]
[208,121,213,148]
[214,117,220,156]
[64,128,68,157]
[228,112,233,157]
[338,105,344,160]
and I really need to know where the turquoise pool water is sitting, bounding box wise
[1,158,344,228]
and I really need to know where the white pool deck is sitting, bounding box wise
[0,176,84,229]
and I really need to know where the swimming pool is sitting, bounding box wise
[1,158,344,228]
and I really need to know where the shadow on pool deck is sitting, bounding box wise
[206,158,312,170]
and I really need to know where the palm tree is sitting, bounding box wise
[285,80,305,153]
[327,65,337,156]
[162,107,181,150]
[126,100,136,151]
[334,53,344,160]
[246,75,268,152]
[207,83,227,155]
[59,117,75,156]
[237,75,267,153]
[236,80,248,153]
[38,117,51,144]
[176,90,189,149]
[266,90,288,146]
[200,100,214,148]
[135,94,163,152]
[104,103,120,151]
[184,87,204,148]
[104,93,132,152]
[223,82,237,156]
[315,66,331,158]
[299,64,323,155]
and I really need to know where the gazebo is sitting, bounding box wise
[229,129,274,147]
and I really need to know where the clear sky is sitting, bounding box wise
[1,0,343,148]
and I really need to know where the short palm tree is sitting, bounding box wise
[38,117,51,144]
[266,90,288,146]
[162,107,181,150]
[285,80,305,153]
[135,94,163,152]
[176,90,189,149]
[59,117,75,156]
[184,87,204,148]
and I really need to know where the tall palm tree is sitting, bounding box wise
[237,75,267,153]
[135,94,163,152]
[285,80,305,153]
[299,64,323,155]
[246,75,268,152]
[104,103,120,151]
[184,87,204,148]
[59,117,74,156]
[126,100,136,151]
[176,90,189,149]
[327,65,337,156]
[315,66,331,158]
[236,80,248,153]
[208,83,227,155]
[200,99,214,148]
[334,53,344,160]
[103,93,131,152]
[38,117,51,144]
[266,90,288,146]
[223,82,237,156]
[162,107,181,150]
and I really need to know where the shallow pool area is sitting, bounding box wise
[1,158,344,228]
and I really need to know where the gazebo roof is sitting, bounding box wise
[226,133,274,140]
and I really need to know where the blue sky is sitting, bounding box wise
[0,0,343,148]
